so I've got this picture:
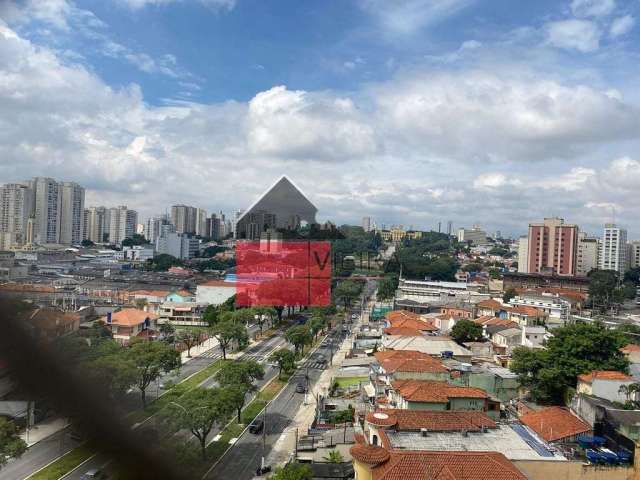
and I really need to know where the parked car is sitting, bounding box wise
[80,469,106,480]
[249,418,264,434]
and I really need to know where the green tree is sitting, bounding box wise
[285,325,312,356]
[87,351,137,399]
[589,269,624,313]
[215,360,265,422]
[159,322,176,343]
[377,276,398,302]
[462,263,483,273]
[0,418,27,470]
[209,316,249,360]
[148,254,183,272]
[333,280,363,309]
[270,348,295,379]
[269,463,313,480]
[503,288,517,304]
[176,329,204,358]
[450,319,484,344]
[323,450,345,463]
[127,339,181,407]
[122,233,150,247]
[309,317,325,341]
[166,387,234,460]
[511,322,629,404]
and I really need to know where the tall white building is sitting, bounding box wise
[171,204,197,234]
[84,206,107,243]
[108,206,138,245]
[146,214,170,244]
[59,182,85,245]
[30,177,62,244]
[0,183,33,249]
[599,224,628,274]
[362,216,371,232]
[196,208,208,237]
[576,232,599,277]
[457,225,487,245]
[517,236,529,273]
[156,229,199,260]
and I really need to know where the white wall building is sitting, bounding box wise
[108,206,138,245]
[576,232,599,277]
[118,245,155,262]
[517,236,529,273]
[509,293,570,322]
[599,224,628,274]
[171,204,198,234]
[30,177,62,244]
[457,225,487,245]
[156,231,199,259]
[0,183,33,249]
[85,206,107,243]
[59,182,85,245]
[630,241,640,269]
[196,208,208,237]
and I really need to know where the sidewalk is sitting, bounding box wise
[180,336,220,364]
[261,331,353,471]
[20,416,69,447]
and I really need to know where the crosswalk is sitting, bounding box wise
[298,360,327,370]
[196,349,268,363]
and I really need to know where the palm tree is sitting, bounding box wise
[323,450,344,463]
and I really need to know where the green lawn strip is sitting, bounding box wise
[334,376,367,388]
[26,444,95,480]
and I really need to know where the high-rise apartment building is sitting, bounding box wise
[599,224,628,274]
[526,217,578,276]
[0,183,33,249]
[85,206,108,243]
[108,206,138,245]
[155,225,199,260]
[171,204,198,234]
[196,208,208,237]
[362,216,371,232]
[59,182,85,245]
[146,214,170,244]
[30,177,62,244]
[208,213,222,240]
[576,232,599,277]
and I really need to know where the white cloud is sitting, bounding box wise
[118,0,235,10]
[610,15,635,38]
[570,0,616,18]
[545,19,601,52]
[359,0,474,35]
[473,173,521,189]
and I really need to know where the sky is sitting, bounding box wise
[1,0,640,238]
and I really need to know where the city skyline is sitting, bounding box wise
[1,1,640,237]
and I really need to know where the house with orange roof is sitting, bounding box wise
[576,370,636,403]
[621,344,640,364]
[389,379,492,414]
[519,406,591,443]
[350,445,527,480]
[105,308,158,345]
[371,351,450,397]
[21,307,80,343]
[506,305,548,327]
[476,298,509,318]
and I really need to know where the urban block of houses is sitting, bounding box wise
[106,308,158,344]
[509,293,570,324]
[577,370,636,404]
[506,305,548,327]
[384,310,438,336]
[370,351,449,396]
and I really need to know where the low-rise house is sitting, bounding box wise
[509,293,570,325]
[475,298,508,318]
[462,341,494,358]
[158,302,208,326]
[449,362,520,403]
[576,370,636,404]
[389,379,492,414]
[371,351,449,396]
[519,406,592,443]
[383,335,473,362]
[128,289,169,313]
[521,326,547,348]
[621,343,640,364]
[384,310,438,336]
[166,289,196,302]
[491,327,522,354]
[22,307,80,342]
[507,305,548,327]
[107,308,158,345]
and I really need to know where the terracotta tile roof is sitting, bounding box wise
[473,316,518,328]
[476,299,503,310]
[374,350,432,362]
[508,305,545,316]
[109,308,158,327]
[519,406,591,442]
[384,326,425,336]
[23,308,80,331]
[392,379,488,403]
[371,451,527,480]
[350,444,391,466]
[381,357,448,374]
[389,317,438,332]
[366,409,496,432]
[577,370,633,383]
[131,289,170,298]
[386,310,422,322]
[621,344,640,354]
